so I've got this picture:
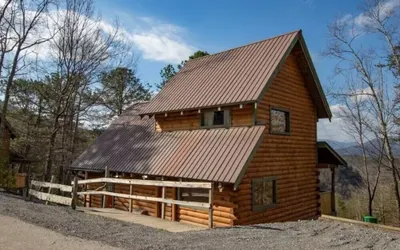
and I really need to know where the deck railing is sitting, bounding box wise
[72,177,214,228]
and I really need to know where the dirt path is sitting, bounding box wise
[1,192,400,250]
[0,215,119,250]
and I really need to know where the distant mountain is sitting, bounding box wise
[322,140,356,151]
[328,138,400,157]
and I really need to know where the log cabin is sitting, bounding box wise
[70,30,346,228]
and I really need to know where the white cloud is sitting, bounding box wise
[339,0,400,28]
[119,16,195,64]
[350,87,374,103]
[355,0,400,27]
[337,14,353,25]
[318,104,353,142]
[3,2,196,65]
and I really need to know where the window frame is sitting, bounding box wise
[269,106,291,135]
[200,108,231,128]
[252,176,278,212]
[177,187,209,210]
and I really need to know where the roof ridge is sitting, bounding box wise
[186,29,301,65]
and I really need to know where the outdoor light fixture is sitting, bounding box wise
[142,175,148,180]
[218,183,224,192]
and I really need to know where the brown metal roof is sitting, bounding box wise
[140,30,331,119]
[71,103,265,183]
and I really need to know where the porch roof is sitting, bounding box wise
[317,141,347,167]
[70,102,265,184]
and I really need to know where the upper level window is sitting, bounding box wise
[270,108,290,134]
[201,109,231,127]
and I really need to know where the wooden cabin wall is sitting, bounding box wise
[85,173,158,215]
[155,104,254,132]
[84,173,237,227]
[177,186,237,227]
[113,184,158,216]
[234,52,318,225]
[86,172,104,208]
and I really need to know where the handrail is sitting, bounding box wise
[72,177,212,189]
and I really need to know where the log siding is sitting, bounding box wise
[155,104,254,132]
[234,52,318,225]
[85,173,237,227]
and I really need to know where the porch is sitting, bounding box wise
[317,141,347,216]
[76,207,205,232]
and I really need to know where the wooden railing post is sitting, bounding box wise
[161,177,165,219]
[208,183,214,229]
[45,175,55,205]
[129,173,133,212]
[102,167,109,208]
[330,165,337,216]
[171,187,177,221]
[71,176,78,210]
[84,171,88,207]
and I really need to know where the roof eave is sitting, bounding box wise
[138,101,258,116]
[297,33,332,119]
[317,141,347,166]
[233,128,266,189]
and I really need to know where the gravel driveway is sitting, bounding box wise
[1,192,399,250]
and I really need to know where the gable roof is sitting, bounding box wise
[71,103,265,183]
[140,30,331,119]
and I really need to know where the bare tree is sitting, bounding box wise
[334,76,383,216]
[42,0,121,182]
[0,0,53,182]
[325,0,400,223]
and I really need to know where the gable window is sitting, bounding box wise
[252,177,277,212]
[201,109,231,127]
[270,108,290,134]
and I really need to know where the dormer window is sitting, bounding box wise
[201,109,231,127]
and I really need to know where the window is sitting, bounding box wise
[179,188,209,203]
[201,109,231,127]
[270,108,290,134]
[252,177,277,212]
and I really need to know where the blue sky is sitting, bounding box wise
[96,0,361,83]
[94,0,389,142]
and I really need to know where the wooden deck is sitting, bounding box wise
[76,207,206,232]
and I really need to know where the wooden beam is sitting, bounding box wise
[31,180,72,192]
[320,215,400,233]
[102,167,109,208]
[77,191,210,209]
[84,171,88,207]
[71,176,78,210]
[330,165,336,216]
[155,185,161,218]
[171,187,177,221]
[45,175,55,205]
[29,189,73,206]
[208,183,214,229]
[73,178,212,189]
[129,173,133,213]
[161,177,166,219]
[317,163,330,169]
